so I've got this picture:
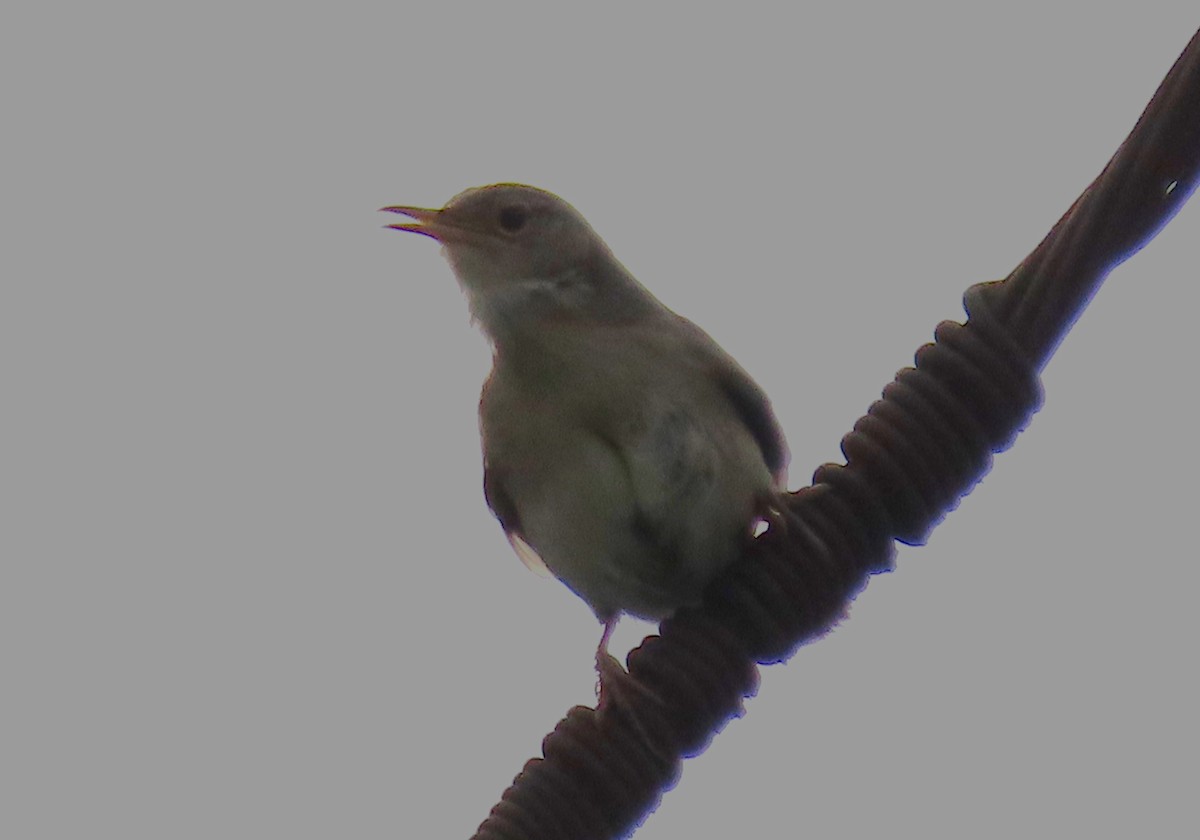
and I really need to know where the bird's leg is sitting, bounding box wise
[594,615,626,705]
[594,616,664,712]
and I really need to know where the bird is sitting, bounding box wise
[382,184,789,689]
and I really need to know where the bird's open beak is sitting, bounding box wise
[380,205,445,240]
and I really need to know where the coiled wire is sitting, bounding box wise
[468,26,1200,840]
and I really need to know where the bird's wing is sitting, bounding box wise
[712,363,790,489]
[674,315,790,489]
[602,321,790,562]
[483,463,553,577]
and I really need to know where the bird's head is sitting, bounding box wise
[383,184,604,289]
[383,184,659,339]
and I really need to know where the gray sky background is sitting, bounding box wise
[4,3,1198,838]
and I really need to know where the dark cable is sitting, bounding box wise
[467,27,1200,840]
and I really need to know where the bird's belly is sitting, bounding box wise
[486,404,769,621]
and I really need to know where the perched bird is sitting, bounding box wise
[382,184,789,678]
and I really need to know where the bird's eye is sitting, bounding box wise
[498,205,528,233]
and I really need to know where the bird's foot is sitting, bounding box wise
[594,647,675,765]
[595,648,661,712]
[760,486,827,545]
[594,618,664,726]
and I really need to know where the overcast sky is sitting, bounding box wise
[4,3,1198,838]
